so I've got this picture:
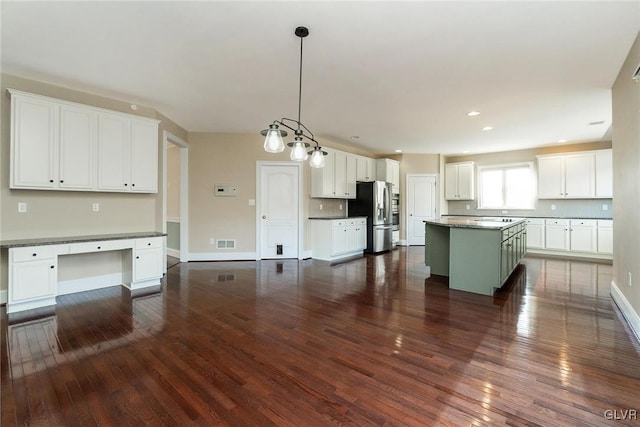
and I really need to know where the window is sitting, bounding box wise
[478,163,534,209]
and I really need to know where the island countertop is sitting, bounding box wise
[424,217,526,230]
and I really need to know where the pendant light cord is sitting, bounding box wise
[297,35,303,132]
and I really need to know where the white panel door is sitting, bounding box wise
[407,175,437,245]
[259,164,299,259]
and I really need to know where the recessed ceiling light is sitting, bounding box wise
[395,149,402,153]
[463,150,470,154]
[482,126,493,131]
[350,135,360,139]
[467,111,480,117]
[588,120,605,126]
[557,139,567,143]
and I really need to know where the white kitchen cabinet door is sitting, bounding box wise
[130,120,158,192]
[545,219,570,251]
[377,158,400,193]
[134,247,163,282]
[9,258,56,304]
[311,148,336,198]
[537,156,564,199]
[445,162,475,200]
[570,219,597,252]
[597,220,613,254]
[332,223,347,255]
[345,153,357,199]
[98,112,130,191]
[564,153,595,198]
[595,149,613,198]
[334,151,347,198]
[10,93,58,189]
[526,219,545,249]
[356,156,376,182]
[59,104,96,189]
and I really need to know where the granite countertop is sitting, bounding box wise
[0,231,166,248]
[308,216,366,220]
[444,214,612,220]
[425,217,526,230]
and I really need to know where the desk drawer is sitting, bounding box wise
[68,239,130,254]
[11,245,59,262]
[135,237,163,249]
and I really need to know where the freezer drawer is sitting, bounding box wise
[372,225,393,253]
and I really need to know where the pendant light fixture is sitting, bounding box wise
[260,26,327,168]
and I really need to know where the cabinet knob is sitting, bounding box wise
[97,246,101,250]
[49,179,54,183]
[147,242,151,246]
[124,183,128,186]
[60,180,64,183]
[262,215,267,219]
[136,256,140,259]
[132,183,135,187]
[50,265,55,269]
[32,253,37,257]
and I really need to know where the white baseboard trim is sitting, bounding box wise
[0,290,7,305]
[398,239,408,246]
[188,251,257,261]
[526,248,612,262]
[610,280,640,344]
[58,273,124,296]
[167,217,181,223]
[166,248,180,258]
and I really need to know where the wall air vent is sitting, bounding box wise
[633,63,640,82]
[216,239,236,249]
[217,273,236,282]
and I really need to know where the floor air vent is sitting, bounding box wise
[216,239,236,249]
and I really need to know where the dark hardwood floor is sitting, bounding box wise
[2,247,639,426]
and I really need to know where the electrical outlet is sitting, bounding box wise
[602,204,608,211]
[319,203,323,210]
[339,204,343,210]
[92,203,100,212]
[18,202,27,213]
[248,199,255,206]
[501,210,508,214]
[465,204,470,210]
[551,204,556,211]
[209,238,215,245]
[629,272,633,288]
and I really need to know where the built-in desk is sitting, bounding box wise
[1,232,166,314]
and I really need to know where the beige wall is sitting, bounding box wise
[187,132,315,254]
[612,31,640,328]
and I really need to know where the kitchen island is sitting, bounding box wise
[425,217,527,295]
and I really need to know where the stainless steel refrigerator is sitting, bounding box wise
[348,181,393,253]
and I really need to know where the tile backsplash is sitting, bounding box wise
[308,198,347,218]
[448,198,612,219]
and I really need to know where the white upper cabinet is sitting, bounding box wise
[445,161,474,200]
[538,150,611,199]
[377,158,400,193]
[9,89,159,193]
[595,149,612,198]
[355,155,376,182]
[59,104,96,189]
[10,93,58,189]
[311,148,357,199]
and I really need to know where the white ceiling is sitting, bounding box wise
[2,1,639,155]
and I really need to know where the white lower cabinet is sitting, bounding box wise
[597,220,613,254]
[527,218,611,258]
[569,219,597,252]
[545,219,570,251]
[312,218,366,261]
[525,218,545,249]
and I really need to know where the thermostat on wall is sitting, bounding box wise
[214,184,237,196]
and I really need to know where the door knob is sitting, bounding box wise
[262,215,267,219]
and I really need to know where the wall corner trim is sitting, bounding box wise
[0,290,7,305]
[610,280,640,344]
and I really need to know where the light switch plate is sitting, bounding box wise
[18,202,27,213]
[551,204,556,211]
[92,203,100,212]
[602,204,608,211]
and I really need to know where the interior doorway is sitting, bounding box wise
[162,131,189,269]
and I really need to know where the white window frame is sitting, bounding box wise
[477,162,535,210]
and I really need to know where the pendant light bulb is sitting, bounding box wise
[309,147,326,168]
[290,138,308,161]
[263,125,286,153]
